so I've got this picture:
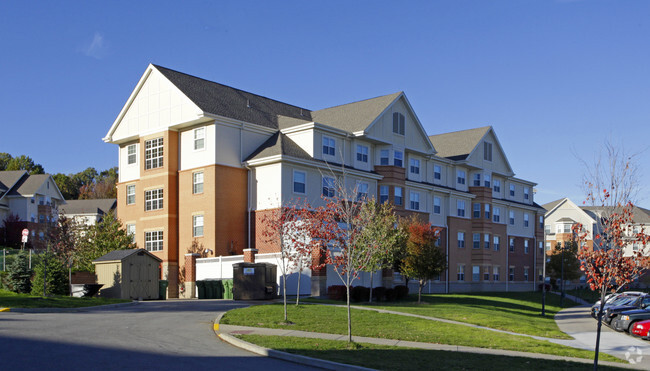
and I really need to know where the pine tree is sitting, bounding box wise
[8,252,33,293]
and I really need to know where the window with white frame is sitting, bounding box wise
[524,267,529,281]
[145,137,163,170]
[410,159,420,174]
[556,223,563,234]
[524,213,529,227]
[545,242,551,251]
[127,144,137,165]
[509,210,515,225]
[322,176,336,197]
[145,188,163,211]
[473,233,480,249]
[394,187,403,206]
[457,265,465,281]
[193,172,204,194]
[509,267,515,281]
[493,180,501,193]
[539,216,544,229]
[472,265,480,281]
[394,151,403,167]
[484,141,492,161]
[322,136,335,156]
[145,230,163,252]
[457,232,465,248]
[524,187,529,200]
[193,215,204,237]
[356,182,369,201]
[538,241,543,250]
[484,174,491,188]
[356,145,369,163]
[524,239,529,254]
[493,266,500,281]
[485,204,490,219]
[409,191,420,210]
[392,112,405,135]
[509,238,515,252]
[293,171,306,194]
[433,196,441,214]
[484,234,490,249]
[194,127,205,150]
[457,200,465,217]
[380,185,389,204]
[457,170,466,185]
[473,173,481,186]
[484,266,490,281]
[380,150,389,165]
[126,224,136,243]
[493,207,500,222]
[126,184,136,205]
[434,165,441,180]
[494,236,500,251]
[509,184,515,197]
[473,203,480,218]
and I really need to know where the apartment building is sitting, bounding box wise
[104,64,545,297]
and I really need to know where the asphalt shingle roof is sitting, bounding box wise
[59,199,116,215]
[0,170,26,193]
[428,126,491,160]
[93,248,161,263]
[153,65,312,130]
[542,198,566,213]
[7,174,52,197]
[310,92,402,133]
[245,132,313,162]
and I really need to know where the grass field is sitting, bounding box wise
[236,335,627,371]
[0,289,130,308]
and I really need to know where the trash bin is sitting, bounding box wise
[205,280,215,299]
[214,280,224,299]
[197,281,207,299]
[159,280,168,300]
[222,279,233,299]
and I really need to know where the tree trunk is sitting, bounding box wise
[346,274,352,342]
[418,280,423,304]
[593,287,607,371]
[296,269,301,306]
[282,273,288,322]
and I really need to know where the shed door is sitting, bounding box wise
[128,257,156,299]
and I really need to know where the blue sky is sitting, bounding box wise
[1,1,649,206]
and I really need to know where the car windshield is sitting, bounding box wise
[611,297,635,306]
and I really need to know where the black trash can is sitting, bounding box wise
[159,280,169,300]
[197,280,207,299]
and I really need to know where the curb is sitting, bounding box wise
[1,300,140,313]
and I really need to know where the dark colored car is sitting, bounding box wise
[604,294,650,325]
[612,308,650,332]
[591,293,644,319]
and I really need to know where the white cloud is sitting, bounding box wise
[82,32,109,59]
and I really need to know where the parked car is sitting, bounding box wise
[612,308,650,332]
[603,294,650,325]
[631,319,650,340]
[591,292,645,319]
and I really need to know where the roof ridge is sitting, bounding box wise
[428,125,492,138]
[313,91,402,112]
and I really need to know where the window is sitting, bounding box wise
[509,267,515,281]
[539,241,543,250]
[524,213,529,227]
[145,230,163,252]
[524,267,529,282]
[433,197,441,214]
[457,232,465,248]
[194,127,205,150]
[193,215,204,237]
[193,172,204,194]
[392,112,405,135]
[145,188,163,211]
[493,207,500,223]
[509,211,515,225]
[126,224,136,243]
[356,145,369,163]
[524,187,530,200]
[484,234,490,249]
[473,173,481,186]
[322,176,336,197]
[409,191,420,210]
[484,266,490,281]
[127,144,137,165]
[380,186,389,204]
[539,216,544,229]
[380,150,389,165]
[472,265,480,281]
[457,265,465,281]
[357,182,369,201]
[633,243,640,251]
[126,184,136,205]
[493,180,501,193]
[473,233,480,249]
[434,165,441,180]
[410,159,420,174]
[509,238,515,252]
[563,224,572,233]
[394,187,403,206]
[394,151,403,167]
[485,204,491,219]
[457,200,465,217]
[484,141,492,161]
[457,170,466,185]
[293,171,306,194]
[556,224,563,234]
[473,203,481,218]
[145,137,164,170]
[30,214,35,223]
[524,240,529,254]
[509,184,515,197]
[484,174,491,188]
[39,215,45,223]
[494,236,500,251]
[322,136,335,156]
[539,269,543,282]
[493,266,500,281]
[545,242,551,251]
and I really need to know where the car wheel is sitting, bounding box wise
[626,321,637,334]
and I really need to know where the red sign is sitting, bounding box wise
[22,229,29,237]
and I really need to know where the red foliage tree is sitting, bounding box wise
[400,219,446,303]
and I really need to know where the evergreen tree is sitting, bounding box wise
[76,211,135,271]
[8,252,33,293]
[31,252,69,296]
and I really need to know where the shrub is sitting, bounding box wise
[385,288,397,301]
[395,285,409,299]
[372,286,386,302]
[31,253,69,296]
[327,285,347,301]
[8,252,32,293]
[0,270,10,291]
[351,286,370,302]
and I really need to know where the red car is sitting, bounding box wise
[631,319,650,340]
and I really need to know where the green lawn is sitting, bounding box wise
[236,335,627,371]
[0,289,130,308]
[220,303,621,362]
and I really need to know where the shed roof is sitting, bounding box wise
[93,249,162,263]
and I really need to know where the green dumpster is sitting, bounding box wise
[205,280,215,299]
[159,280,169,300]
[214,280,224,299]
[222,279,233,299]
[197,281,207,299]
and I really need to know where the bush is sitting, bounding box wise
[8,252,32,293]
[372,286,386,302]
[538,283,551,292]
[0,270,10,290]
[385,288,397,301]
[351,286,370,302]
[31,253,69,296]
[395,285,409,300]
[327,285,347,301]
